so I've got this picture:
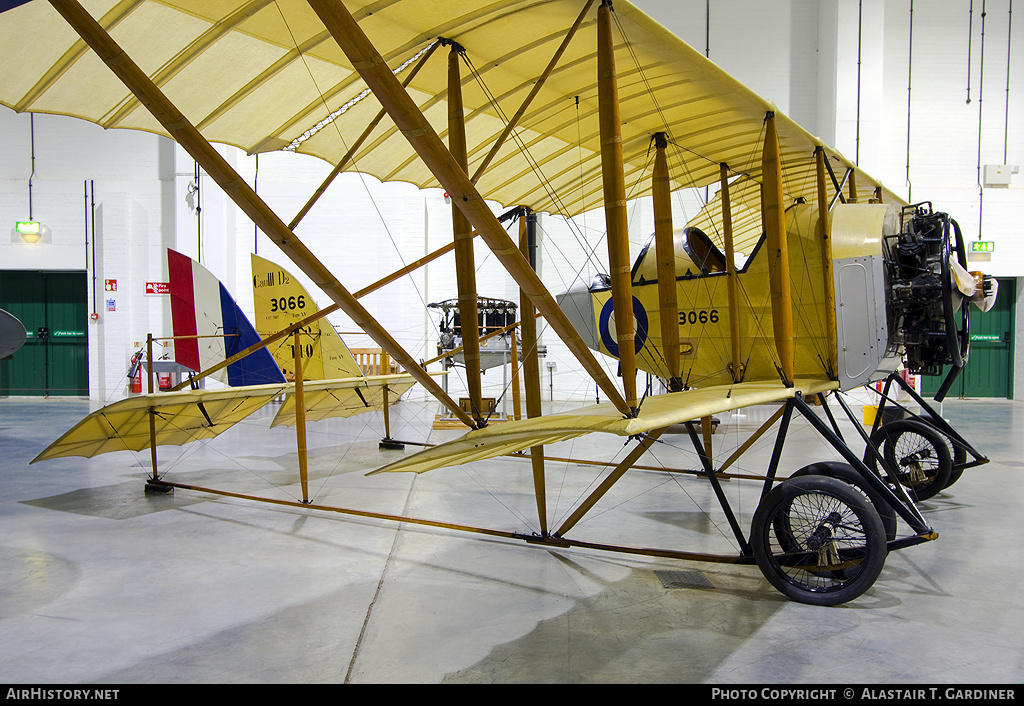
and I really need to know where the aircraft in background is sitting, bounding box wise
[0,308,27,361]
[9,0,995,605]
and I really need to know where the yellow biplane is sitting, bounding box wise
[8,0,995,604]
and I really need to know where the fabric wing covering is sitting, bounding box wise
[31,384,288,462]
[31,373,421,461]
[0,0,901,229]
[370,379,838,475]
[269,374,418,427]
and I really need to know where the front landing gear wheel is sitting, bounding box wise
[751,476,887,606]
[867,419,952,501]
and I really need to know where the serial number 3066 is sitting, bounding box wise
[678,309,720,325]
[269,295,306,312]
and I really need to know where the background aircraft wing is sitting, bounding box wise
[370,378,838,475]
[32,383,288,462]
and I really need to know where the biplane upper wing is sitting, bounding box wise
[370,377,839,475]
[0,0,901,219]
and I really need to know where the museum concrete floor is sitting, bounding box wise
[1,391,1021,684]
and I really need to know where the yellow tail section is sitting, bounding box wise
[251,254,365,381]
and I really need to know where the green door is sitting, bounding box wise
[0,271,89,396]
[922,277,1015,399]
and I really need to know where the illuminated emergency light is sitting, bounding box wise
[16,221,41,242]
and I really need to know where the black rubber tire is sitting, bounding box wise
[916,419,967,489]
[866,419,952,501]
[751,476,887,606]
[792,462,898,542]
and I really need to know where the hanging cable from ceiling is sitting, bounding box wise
[28,114,35,221]
[855,0,863,166]
[967,0,975,103]
[905,0,915,201]
[976,0,988,240]
[1003,0,1013,163]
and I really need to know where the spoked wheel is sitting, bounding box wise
[791,461,898,541]
[918,419,967,489]
[866,419,952,501]
[751,476,887,606]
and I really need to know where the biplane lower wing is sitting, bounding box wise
[370,378,839,475]
[32,373,422,462]
[269,373,426,428]
[31,384,288,462]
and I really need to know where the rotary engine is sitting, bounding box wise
[884,204,972,377]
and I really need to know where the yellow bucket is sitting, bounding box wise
[863,405,878,426]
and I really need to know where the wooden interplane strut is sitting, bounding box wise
[293,330,310,503]
[448,44,485,426]
[597,0,638,414]
[760,112,794,386]
[518,210,547,534]
[652,133,681,391]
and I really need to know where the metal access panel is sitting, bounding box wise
[834,255,894,389]
[0,271,88,396]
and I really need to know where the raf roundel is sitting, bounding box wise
[599,295,649,357]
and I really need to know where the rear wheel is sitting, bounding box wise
[751,476,887,606]
[866,419,952,501]
[916,419,967,488]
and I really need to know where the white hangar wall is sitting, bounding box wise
[0,0,1021,404]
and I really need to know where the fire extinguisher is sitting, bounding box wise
[128,351,143,394]
[158,355,172,391]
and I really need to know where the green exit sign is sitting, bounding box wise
[971,241,996,253]
[15,221,40,235]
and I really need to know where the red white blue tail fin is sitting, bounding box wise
[168,249,285,387]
